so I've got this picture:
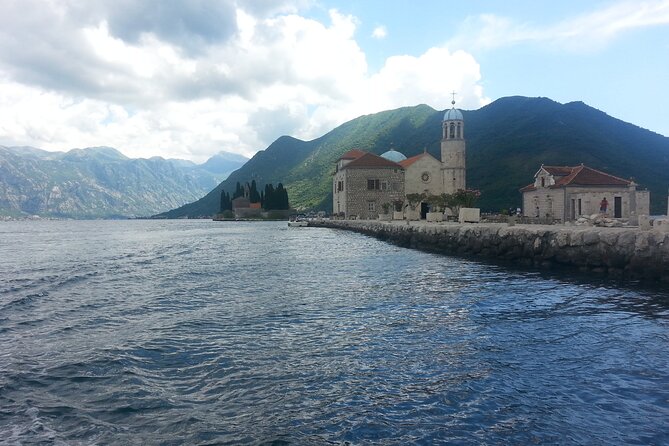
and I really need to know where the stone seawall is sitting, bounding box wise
[309,220,669,282]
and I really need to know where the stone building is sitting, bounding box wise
[520,164,650,221]
[332,151,405,219]
[441,106,466,194]
[332,100,467,218]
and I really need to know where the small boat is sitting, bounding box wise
[288,215,309,227]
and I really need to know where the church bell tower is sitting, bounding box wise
[441,95,466,194]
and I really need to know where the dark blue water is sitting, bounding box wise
[0,220,667,445]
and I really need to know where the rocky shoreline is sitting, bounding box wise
[308,219,669,283]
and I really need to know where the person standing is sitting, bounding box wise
[600,197,609,214]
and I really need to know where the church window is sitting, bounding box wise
[449,123,455,139]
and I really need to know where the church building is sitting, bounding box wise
[520,164,650,221]
[332,99,467,219]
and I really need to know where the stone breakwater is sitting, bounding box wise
[309,220,669,282]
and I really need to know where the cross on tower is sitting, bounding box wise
[450,91,457,106]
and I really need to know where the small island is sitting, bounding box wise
[215,181,291,220]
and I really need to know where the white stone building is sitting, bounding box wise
[520,164,650,221]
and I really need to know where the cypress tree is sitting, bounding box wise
[250,180,260,203]
[233,182,243,199]
[220,190,232,211]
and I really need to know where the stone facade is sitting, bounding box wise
[521,165,650,222]
[333,152,404,219]
[440,112,466,194]
[310,219,669,282]
[402,152,443,196]
[333,104,467,219]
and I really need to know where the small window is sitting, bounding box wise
[381,181,389,190]
[368,201,376,211]
[541,177,545,187]
[367,179,380,190]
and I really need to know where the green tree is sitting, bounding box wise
[405,193,426,211]
[442,189,481,215]
[232,182,244,199]
[220,190,232,212]
[250,180,261,203]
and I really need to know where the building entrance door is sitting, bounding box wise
[420,202,429,219]
[571,199,576,221]
[614,196,622,218]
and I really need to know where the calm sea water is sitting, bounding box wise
[0,220,667,445]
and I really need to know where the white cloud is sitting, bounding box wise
[372,25,387,39]
[451,0,669,51]
[0,3,488,162]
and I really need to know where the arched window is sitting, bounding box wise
[456,123,461,139]
[449,123,455,139]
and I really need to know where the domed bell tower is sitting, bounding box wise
[441,94,466,194]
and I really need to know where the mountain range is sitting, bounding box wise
[0,146,248,218]
[158,96,669,218]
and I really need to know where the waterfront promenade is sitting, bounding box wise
[309,219,669,282]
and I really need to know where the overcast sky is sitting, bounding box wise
[0,0,667,162]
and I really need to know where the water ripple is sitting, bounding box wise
[0,220,667,444]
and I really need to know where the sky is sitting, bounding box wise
[0,0,667,162]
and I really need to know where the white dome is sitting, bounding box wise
[380,150,407,162]
[443,107,463,121]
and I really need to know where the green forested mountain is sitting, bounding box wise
[157,96,669,218]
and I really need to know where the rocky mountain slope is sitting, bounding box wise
[158,96,669,218]
[0,146,247,218]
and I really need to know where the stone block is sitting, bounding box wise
[426,212,444,222]
[393,211,404,220]
[406,210,421,221]
[639,214,652,231]
[458,208,481,223]
[653,218,669,233]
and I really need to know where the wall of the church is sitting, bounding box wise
[441,139,466,194]
[404,156,443,196]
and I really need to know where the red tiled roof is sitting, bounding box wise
[542,166,574,176]
[399,152,428,168]
[520,164,632,192]
[343,152,404,169]
[339,149,366,160]
[555,165,631,187]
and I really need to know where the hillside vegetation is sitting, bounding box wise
[158,96,669,218]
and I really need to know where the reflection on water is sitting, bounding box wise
[0,220,667,444]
